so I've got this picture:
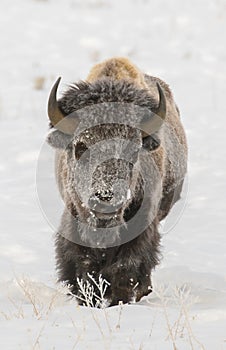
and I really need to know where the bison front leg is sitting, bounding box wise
[104,224,161,306]
[106,264,152,306]
[55,234,101,303]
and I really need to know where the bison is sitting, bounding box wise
[47,57,187,306]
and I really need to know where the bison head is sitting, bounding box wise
[47,77,166,247]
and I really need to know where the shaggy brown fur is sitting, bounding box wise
[87,57,147,88]
[47,57,188,306]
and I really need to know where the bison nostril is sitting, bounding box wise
[95,190,114,202]
[88,187,127,213]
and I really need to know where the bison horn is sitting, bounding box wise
[154,82,167,120]
[48,77,79,135]
[141,82,167,137]
[48,77,64,127]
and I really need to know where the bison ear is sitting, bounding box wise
[142,133,161,151]
[47,130,73,150]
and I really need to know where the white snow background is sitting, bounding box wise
[0,0,226,349]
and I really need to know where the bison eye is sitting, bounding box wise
[142,134,160,151]
[74,142,89,160]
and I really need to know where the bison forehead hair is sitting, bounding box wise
[58,78,158,115]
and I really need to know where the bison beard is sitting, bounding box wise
[46,57,187,306]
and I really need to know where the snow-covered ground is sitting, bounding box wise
[0,0,226,349]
